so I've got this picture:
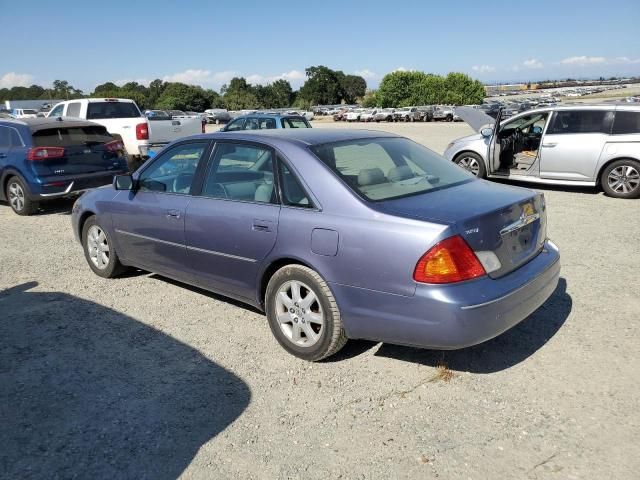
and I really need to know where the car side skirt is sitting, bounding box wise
[487,173,596,187]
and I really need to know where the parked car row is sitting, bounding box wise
[332,105,463,122]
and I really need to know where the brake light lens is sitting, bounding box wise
[136,122,149,140]
[27,147,65,161]
[413,235,486,284]
[105,140,125,152]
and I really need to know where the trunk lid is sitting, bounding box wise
[375,180,547,278]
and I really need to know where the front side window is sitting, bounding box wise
[202,143,276,203]
[66,102,81,117]
[547,110,613,135]
[311,137,472,201]
[138,142,207,194]
[281,117,310,128]
[612,111,640,135]
[48,104,64,117]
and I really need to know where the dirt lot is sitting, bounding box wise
[1,121,639,479]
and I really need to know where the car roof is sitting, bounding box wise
[1,117,106,132]
[194,128,400,147]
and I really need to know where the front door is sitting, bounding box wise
[185,141,280,299]
[487,108,503,173]
[111,140,209,278]
[539,109,613,181]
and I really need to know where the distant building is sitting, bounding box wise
[484,84,539,94]
[4,99,65,111]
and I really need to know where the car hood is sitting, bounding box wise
[454,106,495,132]
[451,132,484,144]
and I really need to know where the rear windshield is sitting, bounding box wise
[310,137,473,201]
[22,109,38,114]
[86,101,141,119]
[32,126,113,147]
[281,117,310,128]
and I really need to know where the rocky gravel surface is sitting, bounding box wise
[1,122,639,479]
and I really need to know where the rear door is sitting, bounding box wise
[539,109,613,181]
[185,141,280,299]
[111,141,210,278]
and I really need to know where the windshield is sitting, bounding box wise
[310,137,473,201]
[86,102,141,119]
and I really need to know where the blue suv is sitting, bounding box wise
[0,118,129,215]
[220,112,311,132]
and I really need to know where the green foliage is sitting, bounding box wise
[360,90,378,108]
[298,66,344,105]
[378,70,484,106]
[155,83,214,111]
[341,75,367,104]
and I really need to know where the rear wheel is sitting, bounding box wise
[454,152,486,178]
[265,264,347,361]
[601,159,640,199]
[6,176,38,216]
[82,216,127,278]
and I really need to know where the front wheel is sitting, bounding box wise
[265,264,347,361]
[82,216,127,278]
[601,159,640,199]
[454,152,486,178]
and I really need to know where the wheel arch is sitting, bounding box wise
[452,149,488,169]
[258,256,317,310]
[1,169,29,200]
[77,210,97,239]
[596,156,640,186]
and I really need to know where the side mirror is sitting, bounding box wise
[114,174,134,190]
[480,127,493,138]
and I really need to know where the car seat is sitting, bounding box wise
[357,168,386,186]
[387,165,413,182]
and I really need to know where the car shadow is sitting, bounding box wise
[373,277,571,373]
[0,282,250,479]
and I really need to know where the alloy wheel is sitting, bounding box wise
[457,156,481,176]
[8,182,25,212]
[86,225,110,270]
[275,280,324,347]
[607,165,640,195]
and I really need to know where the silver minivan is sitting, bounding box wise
[444,105,640,198]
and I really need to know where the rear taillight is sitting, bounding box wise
[105,140,125,152]
[136,122,149,140]
[413,235,486,284]
[27,147,65,161]
[201,120,206,134]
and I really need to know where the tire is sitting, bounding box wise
[6,176,38,216]
[81,215,127,278]
[453,152,487,178]
[447,115,453,122]
[265,264,347,361]
[600,159,640,199]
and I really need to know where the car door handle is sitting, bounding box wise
[0,153,6,158]
[252,220,272,232]
[542,143,557,148]
[166,209,181,219]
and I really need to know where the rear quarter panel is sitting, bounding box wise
[597,135,640,180]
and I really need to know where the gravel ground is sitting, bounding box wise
[1,121,639,479]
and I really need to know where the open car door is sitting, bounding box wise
[487,108,503,173]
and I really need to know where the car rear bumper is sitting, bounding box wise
[329,240,561,349]
[29,171,127,200]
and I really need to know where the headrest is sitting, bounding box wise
[358,168,386,186]
[388,165,414,182]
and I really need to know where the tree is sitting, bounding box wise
[298,66,344,105]
[147,79,166,107]
[341,75,367,104]
[377,70,427,107]
[360,90,378,108]
[156,83,214,111]
[221,77,259,110]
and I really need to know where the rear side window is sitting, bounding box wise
[0,127,10,147]
[547,110,613,134]
[279,161,312,208]
[281,117,310,128]
[66,102,81,117]
[612,111,640,135]
[32,126,113,147]
[86,102,141,119]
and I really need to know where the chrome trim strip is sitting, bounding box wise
[500,212,540,236]
[460,256,559,311]
[39,181,75,197]
[114,229,257,263]
[186,245,256,263]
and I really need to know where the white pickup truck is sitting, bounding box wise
[47,98,203,167]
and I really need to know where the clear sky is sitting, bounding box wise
[1,0,639,91]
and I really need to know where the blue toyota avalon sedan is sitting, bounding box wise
[71,129,560,361]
